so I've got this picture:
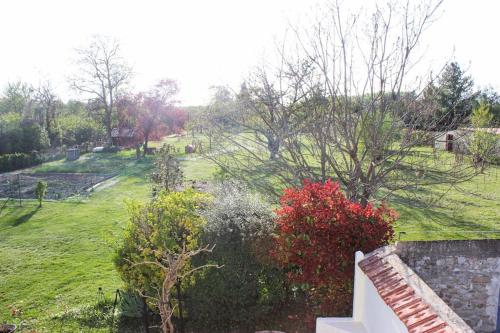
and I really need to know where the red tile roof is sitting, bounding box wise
[359,254,457,333]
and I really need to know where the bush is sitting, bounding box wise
[272,180,396,317]
[185,182,287,332]
[35,180,48,207]
[114,190,208,326]
[0,152,42,172]
[0,113,49,154]
[58,115,105,146]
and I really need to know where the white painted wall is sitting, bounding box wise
[316,251,408,333]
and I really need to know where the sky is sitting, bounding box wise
[0,0,499,106]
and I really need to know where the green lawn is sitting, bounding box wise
[392,167,500,240]
[0,153,154,331]
[0,137,498,331]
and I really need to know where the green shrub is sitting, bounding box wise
[35,180,48,207]
[0,113,49,154]
[58,115,105,146]
[114,189,209,326]
[0,152,42,172]
[185,181,287,333]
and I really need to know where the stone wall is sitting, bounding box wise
[395,240,500,333]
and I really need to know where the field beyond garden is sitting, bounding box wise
[0,135,499,332]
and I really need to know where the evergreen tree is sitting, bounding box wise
[434,62,476,130]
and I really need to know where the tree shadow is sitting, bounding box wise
[12,206,40,226]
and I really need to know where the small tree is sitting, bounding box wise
[115,190,211,333]
[34,181,48,207]
[151,144,183,195]
[136,244,216,333]
[272,180,396,316]
[467,103,499,171]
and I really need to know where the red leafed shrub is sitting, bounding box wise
[272,179,396,316]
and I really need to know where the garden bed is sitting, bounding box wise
[0,172,114,200]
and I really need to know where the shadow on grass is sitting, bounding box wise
[11,206,40,226]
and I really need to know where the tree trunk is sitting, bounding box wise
[143,134,149,156]
[175,281,185,333]
[105,105,113,146]
[268,136,280,160]
[45,108,52,145]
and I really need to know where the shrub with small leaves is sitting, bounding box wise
[185,181,286,332]
[35,181,48,207]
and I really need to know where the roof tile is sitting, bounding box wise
[359,255,457,333]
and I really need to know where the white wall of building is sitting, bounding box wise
[316,251,408,333]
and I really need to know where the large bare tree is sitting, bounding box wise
[71,36,132,144]
[208,0,478,205]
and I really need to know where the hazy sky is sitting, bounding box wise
[0,0,499,105]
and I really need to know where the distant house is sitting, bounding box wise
[434,128,500,153]
[111,127,136,147]
[316,240,500,333]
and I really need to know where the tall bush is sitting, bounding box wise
[0,113,49,154]
[185,182,286,332]
[467,103,499,171]
[58,115,105,146]
[272,180,396,316]
[114,190,208,330]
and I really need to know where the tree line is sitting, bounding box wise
[0,36,187,160]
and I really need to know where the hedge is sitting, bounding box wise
[0,152,42,173]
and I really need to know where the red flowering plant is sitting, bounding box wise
[272,180,396,316]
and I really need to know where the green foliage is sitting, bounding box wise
[476,88,500,125]
[114,189,208,301]
[0,152,42,172]
[58,115,105,146]
[471,102,494,128]
[117,291,144,318]
[151,144,183,194]
[35,181,48,207]
[0,113,49,154]
[434,62,477,130]
[0,81,34,115]
[185,182,287,332]
[467,103,499,170]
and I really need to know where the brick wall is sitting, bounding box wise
[396,240,500,333]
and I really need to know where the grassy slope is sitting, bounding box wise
[0,153,153,331]
[392,168,499,240]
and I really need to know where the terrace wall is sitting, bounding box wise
[395,240,500,333]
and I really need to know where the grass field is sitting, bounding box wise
[0,135,498,331]
[0,152,155,331]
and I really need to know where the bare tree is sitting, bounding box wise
[71,36,132,145]
[134,245,217,333]
[208,0,478,205]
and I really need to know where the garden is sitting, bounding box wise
[1,0,499,331]
[0,137,498,332]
